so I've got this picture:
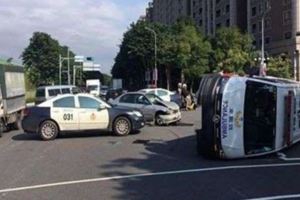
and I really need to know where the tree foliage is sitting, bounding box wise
[112,19,211,91]
[22,32,75,87]
[173,19,211,83]
[211,27,254,73]
[267,54,292,78]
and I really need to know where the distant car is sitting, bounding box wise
[139,88,175,102]
[35,85,81,105]
[111,92,181,125]
[100,85,109,97]
[105,88,124,102]
[22,94,145,140]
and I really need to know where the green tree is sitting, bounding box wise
[102,73,112,86]
[267,54,292,78]
[112,18,213,90]
[22,32,75,87]
[112,20,157,90]
[211,27,254,73]
[173,19,211,87]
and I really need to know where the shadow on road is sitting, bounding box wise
[12,133,41,141]
[97,132,297,200]
[12,130,142,141]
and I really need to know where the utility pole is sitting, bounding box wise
[145,27,158,88]
[59,54,62,85]
[59,47,74,85]
[259,0,271,77]
[67,48,70,85]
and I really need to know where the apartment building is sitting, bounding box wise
[150,0,192,25]
[146,0,247,35]
[191,0,247,35]
[145,0,300,79]
[248,0,300,80]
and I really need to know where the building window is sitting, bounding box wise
[252,7,257,17]
[283,10,292,25]
[265,37,270,44]
[265,18,271,29]
[285,32,292,39]
[283,0,291,5]
[216,23,221,28]
[226,4,230,13]
[199,8,202,14]
[216,9,221,17]
[258,21,262,32]
[226,19,230,27]
[199,19,203,26]
[252,40,257,46]
[216,0,221,4]
[252,23,257,33]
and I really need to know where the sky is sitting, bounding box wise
[0,0,149,74]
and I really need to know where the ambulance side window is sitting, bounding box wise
[53,97,75,108]
[79,96,100,109]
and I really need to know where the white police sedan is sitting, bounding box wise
[22,94,145,140]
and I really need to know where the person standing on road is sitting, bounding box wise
[177,83,182,95]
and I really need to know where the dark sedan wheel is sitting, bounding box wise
[39,120,58,141]
[113,117,131,136]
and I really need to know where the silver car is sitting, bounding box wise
[111,92,181,125]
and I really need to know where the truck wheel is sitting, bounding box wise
[113,117,131,136]
[39,120,58,141]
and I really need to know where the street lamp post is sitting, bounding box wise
[59,47,73,85]
[259,0,271,76]
[145,27,158,88]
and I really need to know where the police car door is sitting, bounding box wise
[78,96,109,130]
[51,96,79,130]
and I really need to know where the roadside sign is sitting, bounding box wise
[75,56,84,63]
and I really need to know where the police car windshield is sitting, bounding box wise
[244,81,276,155]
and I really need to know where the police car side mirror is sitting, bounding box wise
[97,105,106,111]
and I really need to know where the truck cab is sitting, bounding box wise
[86,79,101,97]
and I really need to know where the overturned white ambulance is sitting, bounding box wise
[195,74,300,159]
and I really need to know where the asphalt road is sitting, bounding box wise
[0,111,300,200]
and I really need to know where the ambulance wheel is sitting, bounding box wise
[39,120,58,141]
[113,117,131,136]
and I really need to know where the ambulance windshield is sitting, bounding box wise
[244,81,276,155]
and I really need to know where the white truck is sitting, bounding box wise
[86,79,101,96]
[195,74,300,159]
[0,60,26,137]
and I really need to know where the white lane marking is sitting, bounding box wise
[277,152,300,161]
[1,162,300,194]
[246,193,300,200]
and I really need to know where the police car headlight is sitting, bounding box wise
[128,111,143,117]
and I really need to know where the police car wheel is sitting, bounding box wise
[39,120,58,140]
[113,117,131,136]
